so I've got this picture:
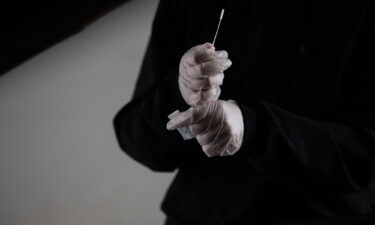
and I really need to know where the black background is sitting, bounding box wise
[0,0,130,75]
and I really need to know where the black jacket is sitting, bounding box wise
[113,1,375,224]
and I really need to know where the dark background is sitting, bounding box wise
[0,0,130,75]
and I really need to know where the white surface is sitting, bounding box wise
[0,0,175,225]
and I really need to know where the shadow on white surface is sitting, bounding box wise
[0,1,175,225]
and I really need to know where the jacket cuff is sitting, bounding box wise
[233,100,259,158]
[170,70,190,111]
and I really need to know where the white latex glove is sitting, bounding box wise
[179,43,232,106]
[167,100,244,157]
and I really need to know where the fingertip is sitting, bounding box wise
[215,58,232,71]
[214,50,229,59]
[227,58,233,68]
[167,110,180,119]
[204,42,213,48]
[166,121,175,130]
[204,43,215,52]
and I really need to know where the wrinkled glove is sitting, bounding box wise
[167,100,244,157]
[178,43,232,106]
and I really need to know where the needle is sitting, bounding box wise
[212,9,225,46]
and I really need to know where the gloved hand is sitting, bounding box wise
[179,43,232,106]
[167,100,244,157]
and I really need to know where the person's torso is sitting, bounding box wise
[162,1,374,224]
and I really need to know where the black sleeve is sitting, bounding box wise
[113,0,206,172]
[234,3,375,194]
